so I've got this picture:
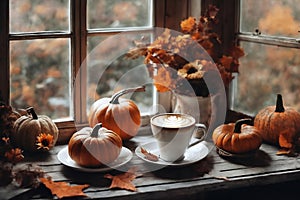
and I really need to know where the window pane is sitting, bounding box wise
[10,0,70,33]
[86,34,155,114]
[10,39,71,119]
[241,0,300,37]
[232,42,300,115]
[87,0,152,29]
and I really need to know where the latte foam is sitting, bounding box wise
[151,113,195,128]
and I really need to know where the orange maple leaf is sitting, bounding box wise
[153,67,175,92]
[180,17,196,33]
[39,177,89,199]
[230,46,245,59]
[4,148,24,163]
[104,167,142,192]
[278,130,294,149]
[220,56,233,71]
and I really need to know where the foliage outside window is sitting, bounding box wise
[7,0,154,124]
[9,0,70,119]
[232,0,300,115]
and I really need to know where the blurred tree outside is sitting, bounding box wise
[10,0,70,119]
[87,35,154,114]
[86,0,154,114]
[9,0,153,119]
[235,0,300,115]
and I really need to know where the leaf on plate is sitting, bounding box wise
[140,147,159,162]
[39,177,89,199]
[104,166,142,192]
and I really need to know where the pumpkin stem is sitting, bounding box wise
[234,118,253,133]
[91,123,102,137]
[26,107,38,120]
[110,85,146,104]
[275,94,285,113]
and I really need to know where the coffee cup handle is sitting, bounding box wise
[193,123,207,141]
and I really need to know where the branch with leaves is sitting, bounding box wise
[127,5,245,95]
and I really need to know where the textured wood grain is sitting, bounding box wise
[3,134,300,200]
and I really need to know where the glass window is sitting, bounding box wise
[87,0,152,29]
[8,0,155,123]
[10,0,69,33]
[86,0,156,117]
[10,39,71,119]
[241,0,300,37]
[233,42,300,115]
[9,0,71,120]
[233,0,300,115]
[87,34,155,114]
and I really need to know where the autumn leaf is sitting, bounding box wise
[214,176,230,181]
[276,149,291,156]
[208,5,220,19]
[14,164,44,188]
[39,177,89,199]
[153,67,175,92]
[220,56,233,71]
[276,148,297,157]
[4,148,24,164]
[180,17,196,33]
[104,167,142,192]
[230,46,245,59]
[278,130,293,149]
[141,147,159,162]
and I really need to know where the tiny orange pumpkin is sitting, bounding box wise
[212,118,262,154]
[254,94,300,149]
[88,86,145,140]
[68,123,122,167]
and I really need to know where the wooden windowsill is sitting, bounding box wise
[2,133,300,200]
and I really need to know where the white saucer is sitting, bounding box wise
[57,146,133,172]
[135,141,209,166]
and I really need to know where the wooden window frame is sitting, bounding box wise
[236,0,300,49]
[201,0,300,111]
[0,0,199,143]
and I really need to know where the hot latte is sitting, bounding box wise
[151,113,195,128]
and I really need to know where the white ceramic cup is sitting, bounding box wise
[150,113,207,162]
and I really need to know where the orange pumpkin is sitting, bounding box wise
[88,86,145,140]
[254,94,300,149]
[12,107,59,152]
[212,118,262,154]
[68,123,122,167]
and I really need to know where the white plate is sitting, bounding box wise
[135,141,209,167]
[57,146,133,172]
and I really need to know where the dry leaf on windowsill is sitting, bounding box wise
[214,176,230,181]
[276,148,297,157]
[141,147,159,162]
[39,177,89,199]
[104,166,142,192]
[14,164,44,188]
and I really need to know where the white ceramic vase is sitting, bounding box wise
[172,93,211,127]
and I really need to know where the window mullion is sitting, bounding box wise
[0,0,9,104]
[154,0,165,27]
[72,0,88,125]
[237,33,300,49]
[9,31,71,40]
[80,0,88,124]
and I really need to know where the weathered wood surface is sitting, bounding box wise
[3,135,300,199]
